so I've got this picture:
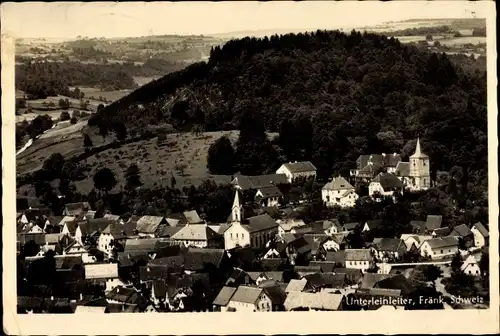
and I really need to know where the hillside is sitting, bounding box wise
[96,30,486,186]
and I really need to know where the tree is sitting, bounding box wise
[83,133,93,149]
[42,153,65,179]
[93,168,117,194]
[22,240,40,257]
[479,252,489,277]
[70,117,77,124]
[114,121,127,141]
[421,265,443,283]
[450,252,463,274]
[207,136,237,175]
[60,111,70,121]
[125,164,142,190]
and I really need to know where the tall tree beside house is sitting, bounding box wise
[450,252,463,275]
[207,136,237,175]
[93,167,118,195]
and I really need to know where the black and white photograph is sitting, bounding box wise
[1,1,498,334]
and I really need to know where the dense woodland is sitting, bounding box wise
[94,30,487,202]
[15,59,186,99]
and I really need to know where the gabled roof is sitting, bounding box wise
[183,248,226,271]
[344,249,373,261]
[102,222,135,239]
[59,216,76,227]
[103,214,121,221]
[229,286,263,304]
[278,219,306,232]
[78,219,115,236]
[372,238,405,252]
[171,224,221,241]
[136,216,165,234]
[123,238,161,253]
[213,286,238,306]
[322,176,354,191]
[157,225,184,238]
[231,174,289,190]
[365,219,383,230]
[281,161,317,173]
[64,202,91,216]
[424,236,459,249]
[371,173,403,190]
[472,222,489,238]
[284,291,343,311]
[451,224,473,238]
[325,251,346,265]
[357,153,402,170]
[426,215,443,231]
[139,265,171,282]
[262,285,287,305]
[432,227,451,237]
[245,214,278,233]
[303,272,346,289]
[394,162,410,177]
[256,186,283,199]
[285,279,308,293]
[46,216,64,226]
[84,263,119,279]
[309,261,337,273]
[260,258,287,271]
[17,233,46,245]
[410,220,427,233]
[309,219,342,234]
[183,210,203,224]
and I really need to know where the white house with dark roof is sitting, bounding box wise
[344,249,374,272]
[84,262,121,292]
[255,186,283,208]
[224,191,279,250]
[461,254,481,276]
[171,224,223,248]
[371,238,406,261]
[212,286,238,311]
[419,236,459,259]
[226,285,273,312]
[276,161,317,183]
[231,174,289,191]
[450,224,474,248]
[471,222,489,248]
[351,153,402,180]
[368,172,403,198]
[322,176,358,208]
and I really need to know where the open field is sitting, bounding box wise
[17,130,278,195]
[76,87,133,102]
[438,36,486,46]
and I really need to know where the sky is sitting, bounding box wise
[1,1,492,39]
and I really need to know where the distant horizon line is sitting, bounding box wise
[14,17,483,42]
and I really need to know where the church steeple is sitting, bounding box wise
[410,137,429,159]
[230,190,243,223]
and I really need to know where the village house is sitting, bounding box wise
[284,291,344,311]
[230,174,289,191]
[254,186,283,208]
[400,234,432,251]
[471,222,489,248]
[212,286,238,312]
[277,219,306,236]
[285,278,311,293]
[98,221,137,256]
[419,236,459,259]
[171,224,224,248]
[84,263,121,292]
[275,161,317,183]
[226,286,275,312]
[351,153,402,180]
[344,249,374,273]
[136,216,167,237]
[75,218,115,246]
[461,254,482,276]
[368,172,403,198]
[449,224,474,248]
[321,176,358,208]
[224,191,279,250]
[63,202,92,217]
[309,219,343,236]
[342,222,360,233]
[371,238,406,261]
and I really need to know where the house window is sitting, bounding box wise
[236,233,239,238]
[440,250,443,254]
[242,233,244,239]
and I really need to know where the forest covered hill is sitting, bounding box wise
[93,30,487,205]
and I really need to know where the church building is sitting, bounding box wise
[394,138,431,191]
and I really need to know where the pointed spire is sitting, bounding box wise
[231,190,242,223]
[415,138,422,156]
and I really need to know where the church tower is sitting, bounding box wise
[230,190,243,223]
[409,138,431,190]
